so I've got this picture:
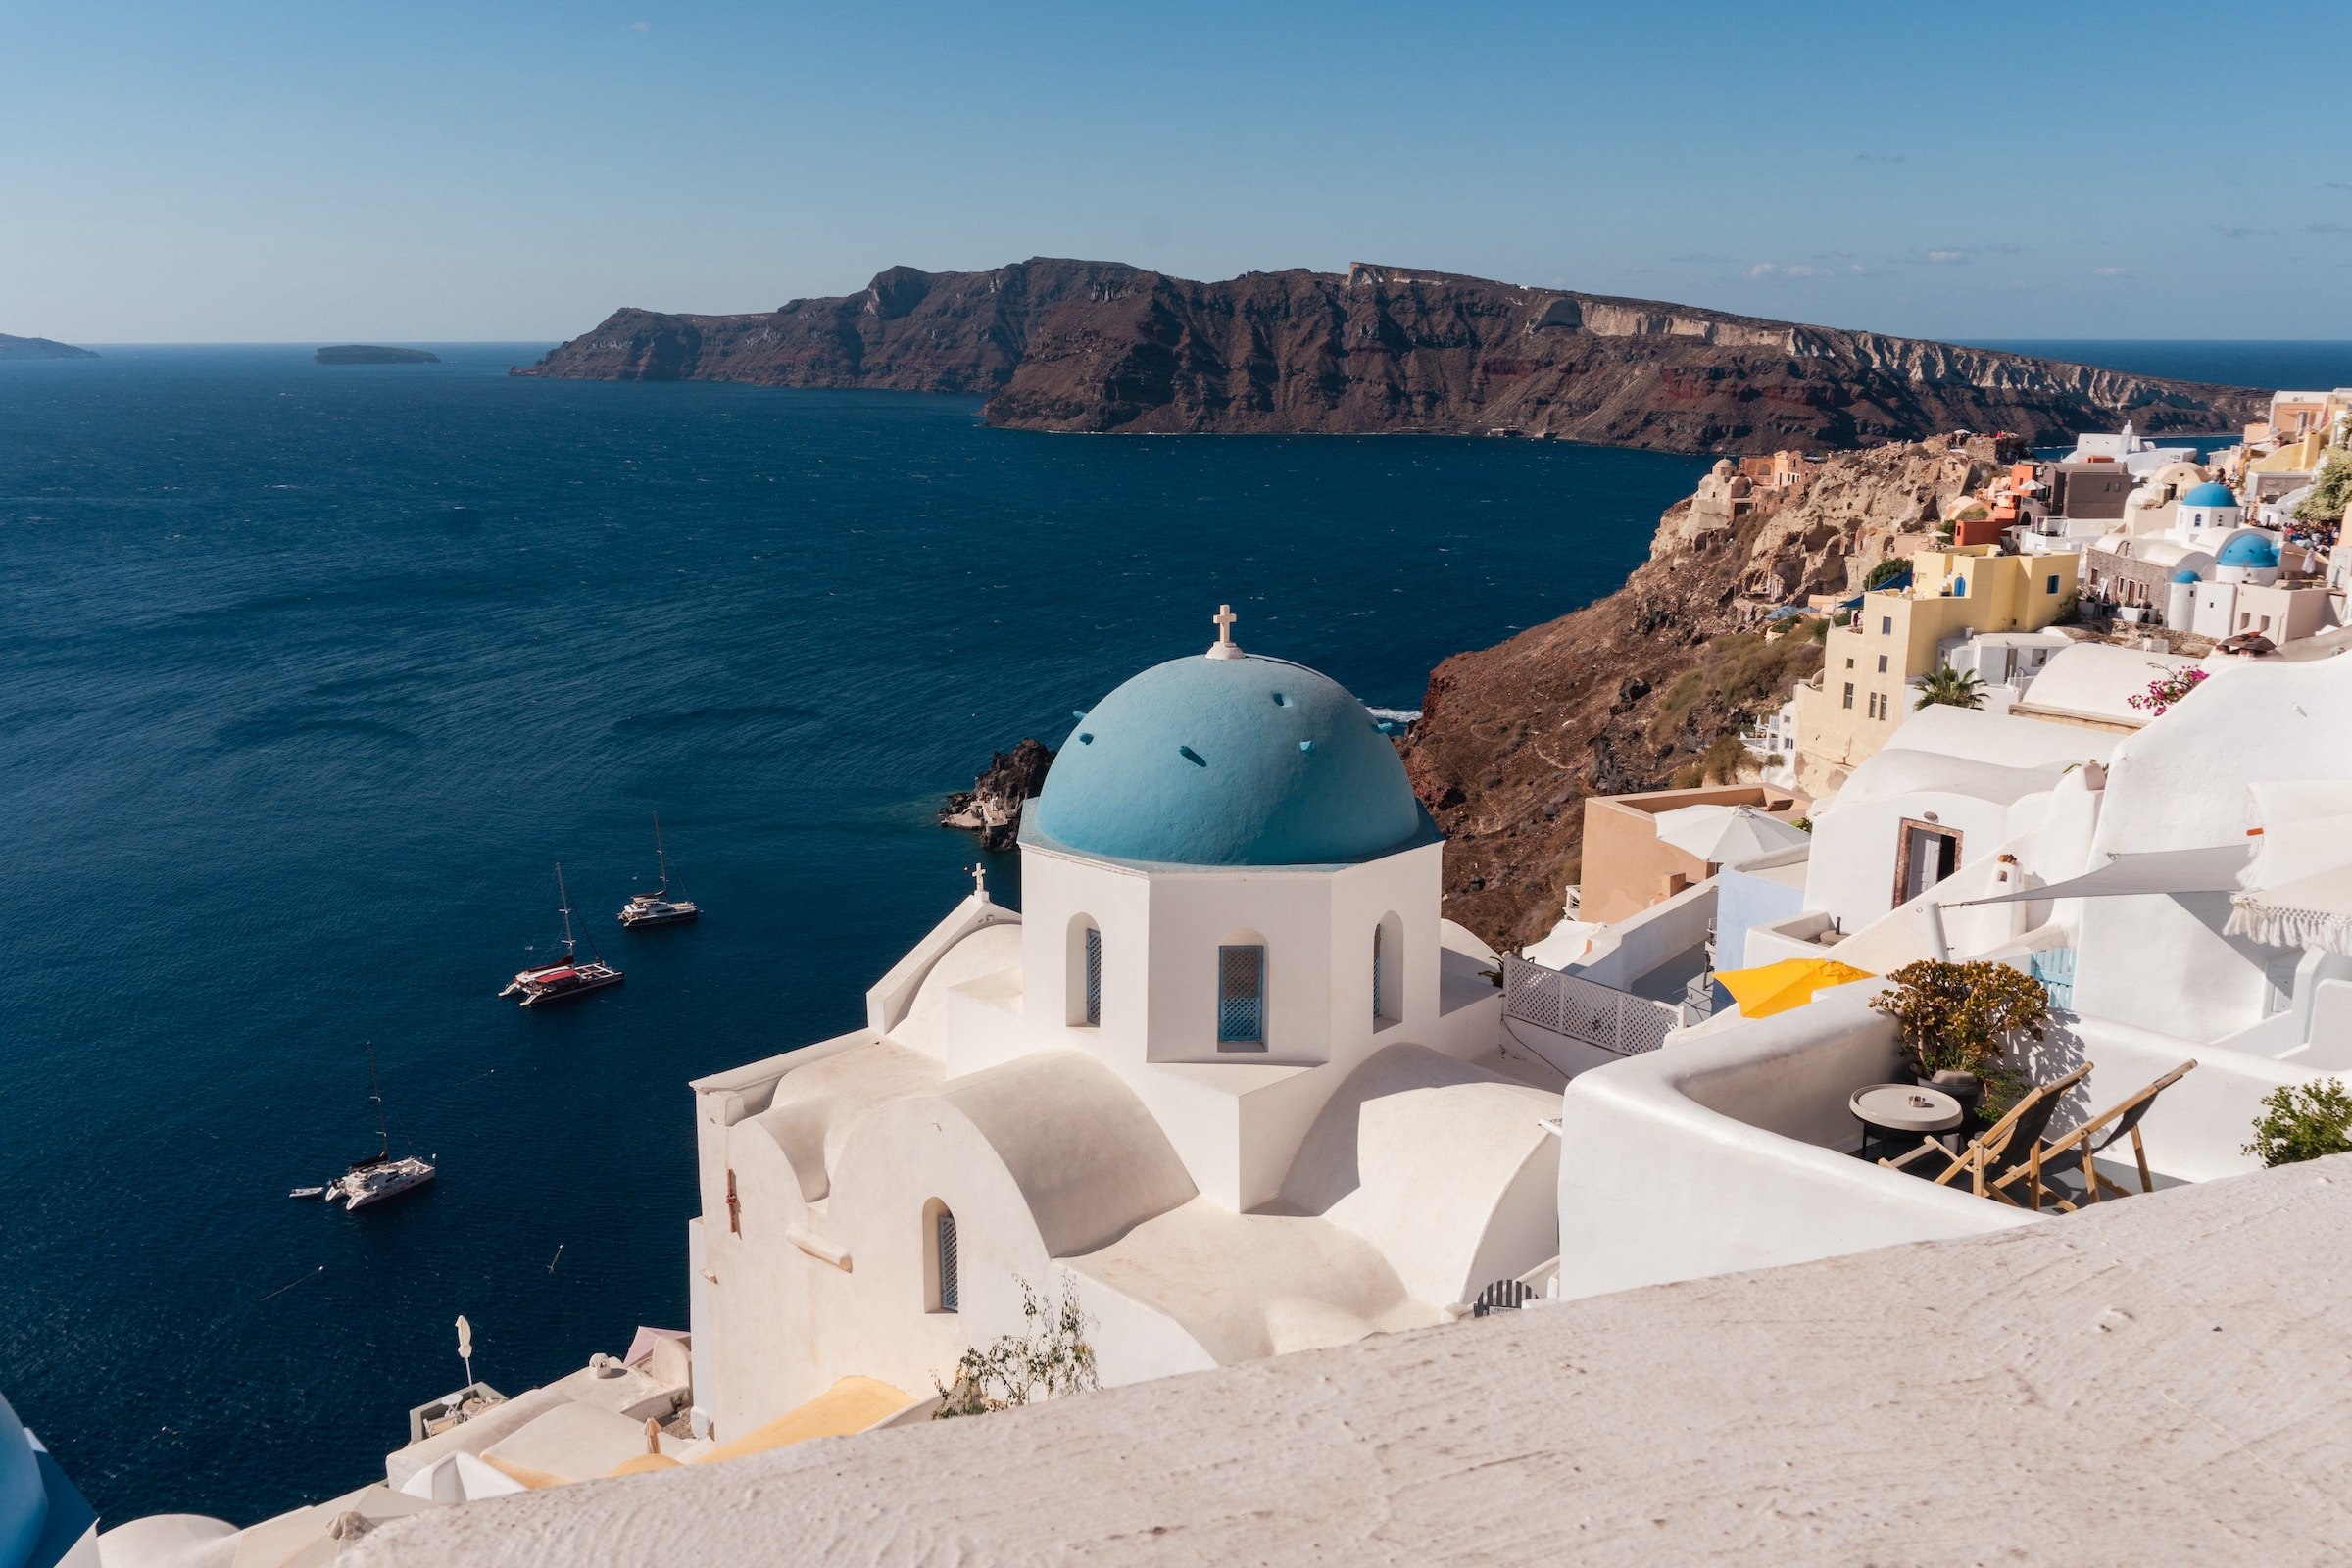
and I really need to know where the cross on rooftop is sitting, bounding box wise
[1208,603,1244,659]
[970,862,988,900]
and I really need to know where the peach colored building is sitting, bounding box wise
[1578,784,1806,924]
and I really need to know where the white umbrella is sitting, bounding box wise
[2227,798,2352,956]
[1651,804,1811,866]
[2229,865,2352,956]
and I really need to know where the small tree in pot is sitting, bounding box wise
[1871,959,2052,1118]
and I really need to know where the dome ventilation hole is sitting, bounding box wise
[1077,732,1095,745]
[1178,745,1207,767]
[1271,692,1291,707]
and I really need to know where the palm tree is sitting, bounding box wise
[1913,667,1985,711]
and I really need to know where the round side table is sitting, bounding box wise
[1850,1082,1963,1164]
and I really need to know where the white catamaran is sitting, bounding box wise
[294,1044,435,1208]
[618,811,701,929]
[502,861,624,1005]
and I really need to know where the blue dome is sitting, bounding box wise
[2216,533,2279,568]
[2171,568,2202,584]
[1029,652,1432,866]
[2181,481,2238,509]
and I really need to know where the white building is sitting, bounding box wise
[1556,652,2352,1300]
[685,613,1560,1440]
[2068,420,2198,479]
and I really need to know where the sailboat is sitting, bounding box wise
[618,812,701,929]
[501,861,624,1006]
[295,1043,435,1208]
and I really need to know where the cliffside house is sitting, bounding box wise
[1560,651,2352,1309]
[1790,545,2079,792]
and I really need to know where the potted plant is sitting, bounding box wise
[1870,959,2052,1121]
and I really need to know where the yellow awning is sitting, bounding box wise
[1714,957,1874,1019]
[689,1376,914,1467]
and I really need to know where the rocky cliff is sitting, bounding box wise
[0,333,97,360]
[940,738,1055,851]
[520,259,2260,453]
[1398,439,1994,948]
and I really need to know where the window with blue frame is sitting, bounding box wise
[1218,944,1265,1049]
[1084,926,1102,1025]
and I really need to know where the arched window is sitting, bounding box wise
[1217,943,1265,1051]
[1373,912,1404,1025]
[925,1200,959,1313]
[1066,916,1102,1027]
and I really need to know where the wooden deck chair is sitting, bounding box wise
[2000,1059,2198,1213]
[1878,1063,2092,1199]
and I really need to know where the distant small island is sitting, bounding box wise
[315,345,439,365]
[0,333,98,361]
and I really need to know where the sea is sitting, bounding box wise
[2,339,2344,1525]
[0,345,1706,1523]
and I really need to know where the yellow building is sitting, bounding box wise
[2249,430,2328,480]
[1790,546,2079,790]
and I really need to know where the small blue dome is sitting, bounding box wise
[2181,481,2238,509]
[2216,533,2279,568]
[2171,568,2202,584]
[1029,652,1432,866]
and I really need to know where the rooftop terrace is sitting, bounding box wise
[348,1156,2352,1567]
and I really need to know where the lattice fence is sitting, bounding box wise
[1502,956,1679,1056]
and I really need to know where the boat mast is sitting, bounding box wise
[558,859,606,964]
[653,811,669,898]
[367,1041,388,1161]
[555,861,581,960]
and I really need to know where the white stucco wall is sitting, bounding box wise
[2073,656,2352,1044]
[1556,986,2032,1300]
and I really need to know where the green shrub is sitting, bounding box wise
[1914,667,1985,711]
[1698,732,1746,783]
[935,1280,1099,1417]
[1649,669,1705,738]
[1871,959,2050,1114]
[2294,454,2352,526]
[1866,557,1911,590]
[2243,1079,2352,1167]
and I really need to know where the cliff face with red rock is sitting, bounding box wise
[1399,438,1997,949]
[520,258,2260,454]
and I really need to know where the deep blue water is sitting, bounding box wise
[0,345,1707,1524]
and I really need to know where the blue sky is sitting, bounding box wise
[4,1,2346,343]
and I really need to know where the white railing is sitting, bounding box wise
[1503,956,1680,1057]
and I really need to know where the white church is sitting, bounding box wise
[683,611,1561,1437]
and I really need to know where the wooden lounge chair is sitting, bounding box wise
[1879,1063,2093,1200]
[1998,1059,2198,1213]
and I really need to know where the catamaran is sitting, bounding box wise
[502,861,624,1005]
[294,1044,436,1208]
[618,812,701,929]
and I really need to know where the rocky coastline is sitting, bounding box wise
[1399,437,1999,948]
[517,258,2259,454]
[316,345,440,365]
[940,738,1055,851]
[0,332,98,360]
